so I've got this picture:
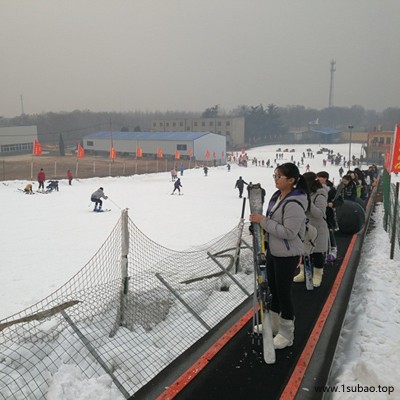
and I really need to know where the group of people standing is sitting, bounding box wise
[248,161,374,351]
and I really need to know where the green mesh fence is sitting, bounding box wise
[0,210,253,399]
[381,169,400,260]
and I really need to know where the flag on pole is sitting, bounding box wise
[33,140,42,156]
[205,150,210,158]
[175,150,181,160]
[110,146,117,160]
[136,146,143,158]
[157,148,163,158]
[389,125,400,173]
[77,144,85,158]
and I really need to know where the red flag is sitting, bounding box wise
[189,149,193,158]
[110,146,117,160]
[175,150,181,160]
[77,144,85,158]
[389,125,400,173]
[157,148,163,158]
[205,150,210,159]
[136,146,143,158]
[33,140,42,156]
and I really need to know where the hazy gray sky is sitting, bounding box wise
[1,0,399,117]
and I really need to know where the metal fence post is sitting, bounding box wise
[390,182,399,259]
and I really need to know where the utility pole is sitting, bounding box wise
[20,95,25,115]
[348,125,354,165]
[328,60,336,108]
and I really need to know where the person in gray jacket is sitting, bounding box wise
[294,172,329,287]
[250,163,309,351]
[90,187,108,211]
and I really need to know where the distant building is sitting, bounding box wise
[83,131,226,161]
[294,128,342,143]
[365,130,394,164]
[150,117,245,149]
[0,126,38,155]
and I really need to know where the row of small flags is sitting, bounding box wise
[33,140,86,158]
[33,139,236,160]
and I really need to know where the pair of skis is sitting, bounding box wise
[248,183,275,364]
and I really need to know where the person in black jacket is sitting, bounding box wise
[340,175,357,201]
[316,171,343,261]
[234,176,248,198]
[172,178,183,195]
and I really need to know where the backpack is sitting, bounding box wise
[282,200,318,255]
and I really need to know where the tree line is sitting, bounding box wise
[1,104,399,147]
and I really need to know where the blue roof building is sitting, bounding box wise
[83,131,226,161]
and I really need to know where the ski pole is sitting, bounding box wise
[108,197,122,209]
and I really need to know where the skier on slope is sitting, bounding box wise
[67,169,73,185]
[37,168,46,191]
[90,187,108,211]
[46,180,59,192]
[172,178,182,195]
[24,183,34,194]
[235,176,248,198]
[203,166,208,176]
[170,168,177,182]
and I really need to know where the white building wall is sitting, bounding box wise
[83,132,225,161]
[194,133,226,161]
[84,138,195,157]
[0,126,38,146]
[0,126,38,154]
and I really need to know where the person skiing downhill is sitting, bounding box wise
[170,168,177,181]
[91,187,108,211]
[172,178,182,195]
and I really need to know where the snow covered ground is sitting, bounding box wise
[1,143,399,399]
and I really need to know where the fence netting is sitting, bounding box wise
[382,169,400,260]
[0,210,254,399]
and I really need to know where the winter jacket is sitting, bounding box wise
[174,179,182,189]
[235,178,247,189]
[307,188,329,254]
[37,171,45,182]
[91,188,108,201]
[260,189,308,257]
[341,181,357,201]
